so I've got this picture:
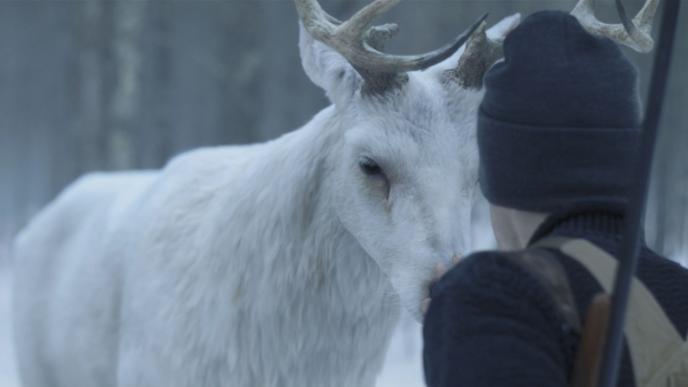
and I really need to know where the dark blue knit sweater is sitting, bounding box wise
[423,208,688,387]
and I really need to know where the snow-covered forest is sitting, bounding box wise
[1,1,686,386]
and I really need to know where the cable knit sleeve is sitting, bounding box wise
[423,251,573,387]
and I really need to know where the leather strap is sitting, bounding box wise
[534,237,687,387]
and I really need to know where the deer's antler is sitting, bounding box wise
[571,0,660,52]
[295,0,486,90]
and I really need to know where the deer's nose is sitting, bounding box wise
[432,254,462,283]
[437,254,462,273]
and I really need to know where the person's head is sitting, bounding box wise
[477,11,644,249]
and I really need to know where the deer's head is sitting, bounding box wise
[296,0,658,319]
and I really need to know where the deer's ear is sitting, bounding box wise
[299,23,361,108]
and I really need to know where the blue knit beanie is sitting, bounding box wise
[477,10,642,212]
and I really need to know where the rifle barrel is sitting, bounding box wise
[596,1,681,386]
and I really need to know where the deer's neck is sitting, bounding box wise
[232,106,400,386]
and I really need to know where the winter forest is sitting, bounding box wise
[1,1,687,386]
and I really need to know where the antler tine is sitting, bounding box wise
[339,0,402,40]
[450,21,503,89]
[365,23,400,51]
[571,0,659,53]
[633,0,660,34]
[295,0,487,86]
[571,0,595,19]
[361,14,488,71]
[615,0,644,46]
[446,12,521,90]
[294,0,338,40]
[342,11,486,74]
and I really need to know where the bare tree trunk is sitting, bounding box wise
[648,1,688,262]
[108,1,145,170]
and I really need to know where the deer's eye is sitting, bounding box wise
[358,157,391,200]
[359,157,384,177]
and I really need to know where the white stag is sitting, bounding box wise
[12,0,657,385]
[13,8,507,386]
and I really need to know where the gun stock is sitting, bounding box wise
[571,293,611,387]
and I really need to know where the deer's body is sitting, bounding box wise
[11,0,658,384]
[13,107,402,387]
[11,2,534,386]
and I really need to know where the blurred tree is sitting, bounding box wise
[648,4,688,262]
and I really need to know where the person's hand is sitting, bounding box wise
[421,254,462,316]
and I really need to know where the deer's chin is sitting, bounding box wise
[404,297,425,323]
[391,278,427,323]
[399,290,425,322]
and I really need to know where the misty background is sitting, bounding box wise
[1,1,686,386]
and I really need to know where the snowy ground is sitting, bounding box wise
[0,268,18,387]
[376,313,425,387]
[0,264,425,387]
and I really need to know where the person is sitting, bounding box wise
[422,10,688,387]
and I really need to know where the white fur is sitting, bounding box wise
[12,14,520,387]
